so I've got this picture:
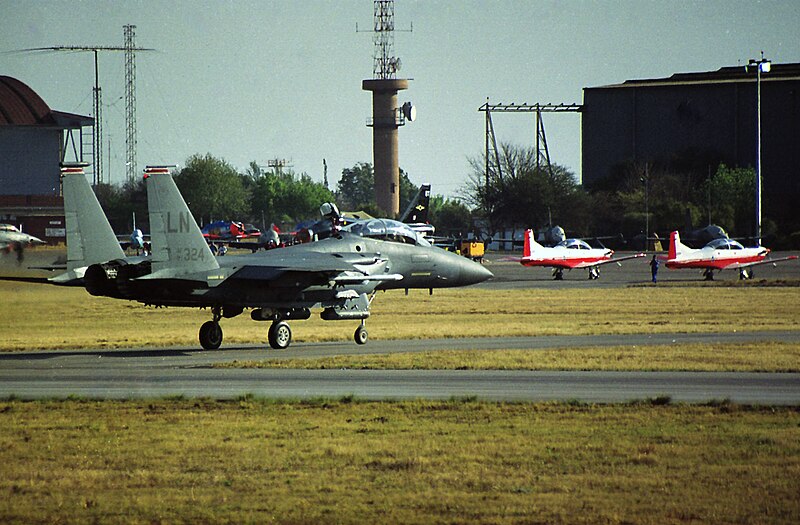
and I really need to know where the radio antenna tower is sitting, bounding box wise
[17,28,153,185]
[372,0,400,79]
[361,0,414,216]
[124,25,138,183]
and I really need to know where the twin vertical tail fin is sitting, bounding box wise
[61,164,126,273]
[145,166,219,275]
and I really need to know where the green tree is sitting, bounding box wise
[174,154,248,225]
[249,166,334,227]
[336,163,375,211]
[94,178,148,234]
[704,164,756,237]
[464,143,586,234]
[428,196,473,237]
[335,163,419,217]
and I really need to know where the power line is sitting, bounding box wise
[17,34,154,185]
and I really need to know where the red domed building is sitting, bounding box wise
[0,75,93,243]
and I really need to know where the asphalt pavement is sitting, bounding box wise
[2,331,799,404]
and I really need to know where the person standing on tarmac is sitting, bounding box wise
[650,254,659,283]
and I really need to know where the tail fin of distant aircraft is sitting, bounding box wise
[668,230,689,260]
[61,164,126,272]
[523,229,544,258]
[145,166,219,275]
[400,183,431,224]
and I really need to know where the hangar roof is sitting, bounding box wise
[0,75,92,127]
[590,62,800,90]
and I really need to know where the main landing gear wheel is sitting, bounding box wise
[354,324,368,345]
[268,321,292,349]
[199,321,223,350]
[740,268,753,280]
[703,268,715,281]
[553,268,564,280]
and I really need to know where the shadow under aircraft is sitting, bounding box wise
[80,167,492,350]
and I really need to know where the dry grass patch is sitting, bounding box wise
[0,399,798,524]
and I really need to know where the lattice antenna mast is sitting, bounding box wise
[373,0,399,79]
[124,25,137,183]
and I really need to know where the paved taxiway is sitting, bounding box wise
[2,331,799,404]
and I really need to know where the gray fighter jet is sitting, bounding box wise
[82,167,492,350]
[0,223,45,261]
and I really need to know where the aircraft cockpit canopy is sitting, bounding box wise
[557,238,592,250]
[707,238,744,250]
[343,219,431,247]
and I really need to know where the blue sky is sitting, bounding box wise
[2,0,798,197]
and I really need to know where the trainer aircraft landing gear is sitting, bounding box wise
[553,268,564,280]
[588,267,600,280]
[199,306,224,350]
[703,268,715,281]
[268,321,292,350]
[739,268,754,280]
[354,320,368,345]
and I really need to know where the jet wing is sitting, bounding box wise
[225,254,403,284]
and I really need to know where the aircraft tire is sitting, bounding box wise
[199,321,223,350]
[354,325,368,345]
[268,321,292,350]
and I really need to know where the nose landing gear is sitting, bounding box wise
[354,320,368,345]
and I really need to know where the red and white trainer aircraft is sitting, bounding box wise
[518,229,645,280]
[664,230,796,280]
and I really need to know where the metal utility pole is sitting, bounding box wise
[478,101,582,189]
[746,51,771,246]
[19,32,153,185]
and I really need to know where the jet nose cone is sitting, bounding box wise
[458,257,493,285]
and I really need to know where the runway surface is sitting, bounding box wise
[2,331,799,404]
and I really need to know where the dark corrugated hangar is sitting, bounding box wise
[582,63,800,236]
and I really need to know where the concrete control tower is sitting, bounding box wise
[362,0,413,217]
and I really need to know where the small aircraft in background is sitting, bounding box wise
[516,229,645,280]
[0,223,45,261]
[117,212,150,254]
[664,230,797,280]
[399,183,435,237]
[201,220,261,240]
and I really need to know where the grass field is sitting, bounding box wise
[1,280,798,351]
[3,280,799,523]
[1,398,798,524]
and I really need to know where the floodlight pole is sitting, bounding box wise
[747,52,770,246]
